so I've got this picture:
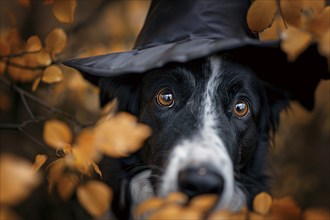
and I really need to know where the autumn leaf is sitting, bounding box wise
[0,40,10,56]
[42,65,63,83]
[43,119,72,149]
[47,158,66,193]
[52,0,77,23]
[32,154,48,173]
[57,174,79,201]
[45,28,67,55]
[77,181,112,217]
[253,192,272,215]
[259,15,286,41]
[280,26,312,61]
[25,36,42,53]
[308,6,330,38]
[247,0,277,32]
[280,0,303,28]
[36,49,52,66]
[95,112,152,158]
[0,61,6,75]
[0,154,41,206]
[0,206,21,220]
[75,128,100,162]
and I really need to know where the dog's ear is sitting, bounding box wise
[98,74,143,115]
[262,82,291,132]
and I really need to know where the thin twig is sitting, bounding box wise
[20,92,36,119]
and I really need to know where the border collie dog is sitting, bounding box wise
[99,55,289,219]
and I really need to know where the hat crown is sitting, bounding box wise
[135,0,256,50]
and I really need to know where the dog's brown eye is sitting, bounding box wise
[156,88,174,107]
[234,99,249,117]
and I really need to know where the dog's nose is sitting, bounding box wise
[178,165,224,198]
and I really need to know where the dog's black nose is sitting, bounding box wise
[178,165,224,198]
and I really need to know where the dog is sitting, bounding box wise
[98,54,289,219]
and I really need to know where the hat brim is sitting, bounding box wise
[63,38,328,109]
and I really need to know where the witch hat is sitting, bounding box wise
[63,0,328,109]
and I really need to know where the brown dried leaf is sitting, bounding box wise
[280,0,304,28]
[19,0,30,7]
[57,174,79,201]
[0,40,10,56]
[42,65,63,84]
[253,192,272,215]
[259,15,286,41]
[43,119,72,149]
[270,196,301,220]
[45,28,67,54]
[247,0,277,32]
[280,26,312,61]
[52,0,77,23]
[303,208,330,220]
[47,158,66,193]
[134,197,165,218]
[91,161,102,178]
[0,154,41,205]
[36,49,52,66]
[308,7,330,38]
[0,61,6,75]
[25,36,42,52]
[32,154,48,173]
[32,76,41,92]
[77,181,112,217]
[95,112,152,158]
[188,194,219,213]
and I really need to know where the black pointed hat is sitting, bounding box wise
[64,0,328,109]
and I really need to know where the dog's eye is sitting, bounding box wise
[156,88,174,107]
[234,99,249,117]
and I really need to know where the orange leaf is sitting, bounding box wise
[47,158,66,193]
[280,0,304,28]
[45,28,67,54]
[280,26,312,61]
[36,49,52,66]
[77,181,112,217]
[302,0,326,19]
[259,15,286,41]
[247,0,277,32]
[32,154,48,173]
[91,161,102,179]
[52,0,77,23]
[0,40,10,56]
[318,29,330,69]
[57,174,79,201]
[42,65,63,84]
[95,112,152,158]
[75,128,100,162]
[0,154,41,205]
[253,192,272,215]
[308,7,330,38]
[43,119,72,149]
[25,36,42,52]
[32,76,41,92]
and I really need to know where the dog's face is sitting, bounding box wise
[99,55,288,215]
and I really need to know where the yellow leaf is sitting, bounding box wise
[281,26,312,61]
[42,65,63,84]
[77,181,112,217]
[32,76,41,92]
[47,158,66,193]
[280,0,304,28]
[52,0,77,23]
[57,174,79,201]
[43,119,72,149]
[25,36,42,52]
[36,49,52,66]
[247,0,277,32]
[95,112,152,158]
[32,154,48,173]
[45,28,67,54]
[0,154,41,205]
